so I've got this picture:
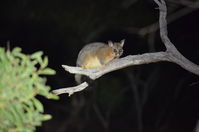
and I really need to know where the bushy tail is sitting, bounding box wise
[75,74,82,84]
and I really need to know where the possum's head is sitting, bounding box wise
[108,39,125,58]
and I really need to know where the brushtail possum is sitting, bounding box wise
[75,39,125,84]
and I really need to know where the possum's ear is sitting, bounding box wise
[108,41,114,47]
[120,39,125,47]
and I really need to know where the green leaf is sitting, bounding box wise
[46,93,59,100]
[0,47,5,55]
[42,114,52,121]
[41,56,48,69]
[12,47,22,54]
[40,68,56,75]
[31,51,43,59]
[31,51,43,64]
[32,98,44,113]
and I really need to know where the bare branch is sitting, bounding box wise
[52,82,88,96]
[62,52,170,80]
[52,0,199,96]
[154,0,199,75]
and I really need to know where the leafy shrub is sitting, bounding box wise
[0,47,58,132]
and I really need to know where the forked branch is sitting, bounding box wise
[52,0,199,96]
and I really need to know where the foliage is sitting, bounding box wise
[0,47,58,132]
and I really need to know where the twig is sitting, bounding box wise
[52,0,199,96]
[52,82,88,96]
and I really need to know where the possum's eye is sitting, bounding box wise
[113,49,117,53]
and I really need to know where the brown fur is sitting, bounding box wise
[75,40,124,83]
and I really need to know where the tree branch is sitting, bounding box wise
[52,82,88,96]
[52,0,199,96]
[62,52,170,80]
[155,0,199,75]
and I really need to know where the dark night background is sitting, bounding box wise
[0,0,199,132]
